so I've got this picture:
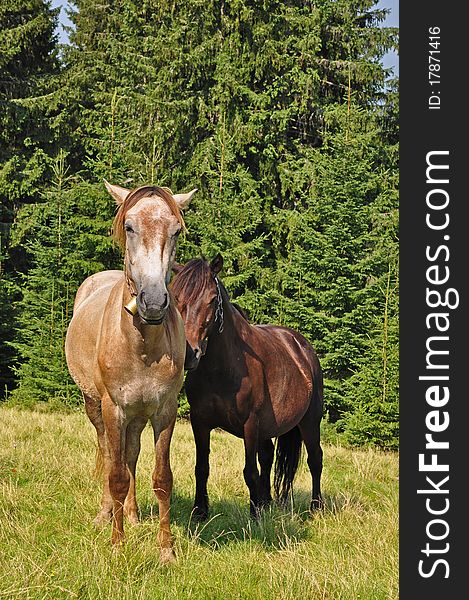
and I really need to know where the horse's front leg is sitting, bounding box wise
[102,394,129,546]
[243,415,261,519]
[124,416,147,525]
[151,413,177,564]
[191,415,211,521]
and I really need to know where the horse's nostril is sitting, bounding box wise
[138,288,169,314]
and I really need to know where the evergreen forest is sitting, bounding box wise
[0,0,399,449]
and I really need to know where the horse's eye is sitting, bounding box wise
[125,223,135,234]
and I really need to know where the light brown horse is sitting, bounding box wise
[65,182,196,560]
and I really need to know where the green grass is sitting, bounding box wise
[0,407,398,599]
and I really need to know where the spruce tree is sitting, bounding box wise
[9,152,118,407]
[6,0,399,447]
[0,0,60,220]
[0,0,60,394]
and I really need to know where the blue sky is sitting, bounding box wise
[51,0,399,75]
[51,0,72,42]
[378,0,399,74]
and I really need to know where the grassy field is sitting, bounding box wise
[0,406,398,599]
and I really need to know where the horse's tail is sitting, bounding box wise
[273,426,302,503]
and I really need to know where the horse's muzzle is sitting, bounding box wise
[139,306,168,325]
[141,314,166,325]
[184,342,199,370]
[185,339,207,369]
[124,296,167,324]
[137,290,169,325]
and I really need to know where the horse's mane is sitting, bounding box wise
[171,258,250,323]
[112,185,185,249]
[232,302,250,322]
[171,258,213,307]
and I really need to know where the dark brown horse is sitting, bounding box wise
[171,255,323,519]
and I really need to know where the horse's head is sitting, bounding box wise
[171,254,224,368]
[106,181,197,325]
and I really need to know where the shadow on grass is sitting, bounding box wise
[136,487,364,550]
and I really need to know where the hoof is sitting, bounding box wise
[310,497,324,512]
[160,547,176,565]
[93,510,112,529]
[125,511,139,526]
[111,533,125,551]
[111,541,124,554]
[250,505,261,521]
[259,496,272,508]
[124,501,139,525]
[192,506,208,522]
[275,494,290,510]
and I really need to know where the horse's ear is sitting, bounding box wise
[210,253,223,275]
[104,180,130,206]
[173,188,198,210]
[172,262,184,274]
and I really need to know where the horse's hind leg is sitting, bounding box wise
[83,394,113,527]
[123,416,147,525]
[298,406,323,512]
[258,438,274,507]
